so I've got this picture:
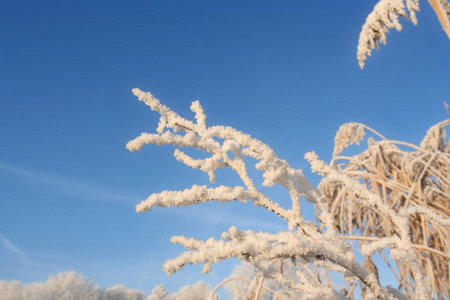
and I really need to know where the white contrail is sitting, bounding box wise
[0,232,32,264]
[138,227,171,287]
[0,161,138,204]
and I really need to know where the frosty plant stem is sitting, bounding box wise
[357,0,450,68]
[125,89,449,299]
[321,119,450,298]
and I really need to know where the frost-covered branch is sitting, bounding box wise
[357,0,450,68]
[126,89,429,299]
[357,0,419,68]
[128,88,315,229]
[320,119,450,299]
[306,151,428,299]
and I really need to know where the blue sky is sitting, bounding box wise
[0,0,449,296]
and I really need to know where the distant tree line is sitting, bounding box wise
[0,271,217,300]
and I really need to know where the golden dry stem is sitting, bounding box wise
[320,120,450,299]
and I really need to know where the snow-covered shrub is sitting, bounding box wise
[0,272,99,300]
[99,284,147,300]
[147,282,217,300]
[45,271,99,300]
[0,281,25,300]
[126,88,450,299]
[0,271,152,300]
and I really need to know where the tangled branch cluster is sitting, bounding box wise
[320,120,450,299]
[127,89,449,299]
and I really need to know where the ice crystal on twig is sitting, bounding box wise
[357,0,419,68]
[357,0,450,68]
[125,89,449,299]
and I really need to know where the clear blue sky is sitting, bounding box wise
[0,0,448,296]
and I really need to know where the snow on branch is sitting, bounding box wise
[135,185,254,212]
[128,88,315,229]
[306,151,429,299]
[357,0,420,68]
[126,89,443,299]
[357,0,450,68]
[322,118,450,298]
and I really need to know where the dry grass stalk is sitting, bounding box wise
[319,119,450,299]
[428,0,450,39]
